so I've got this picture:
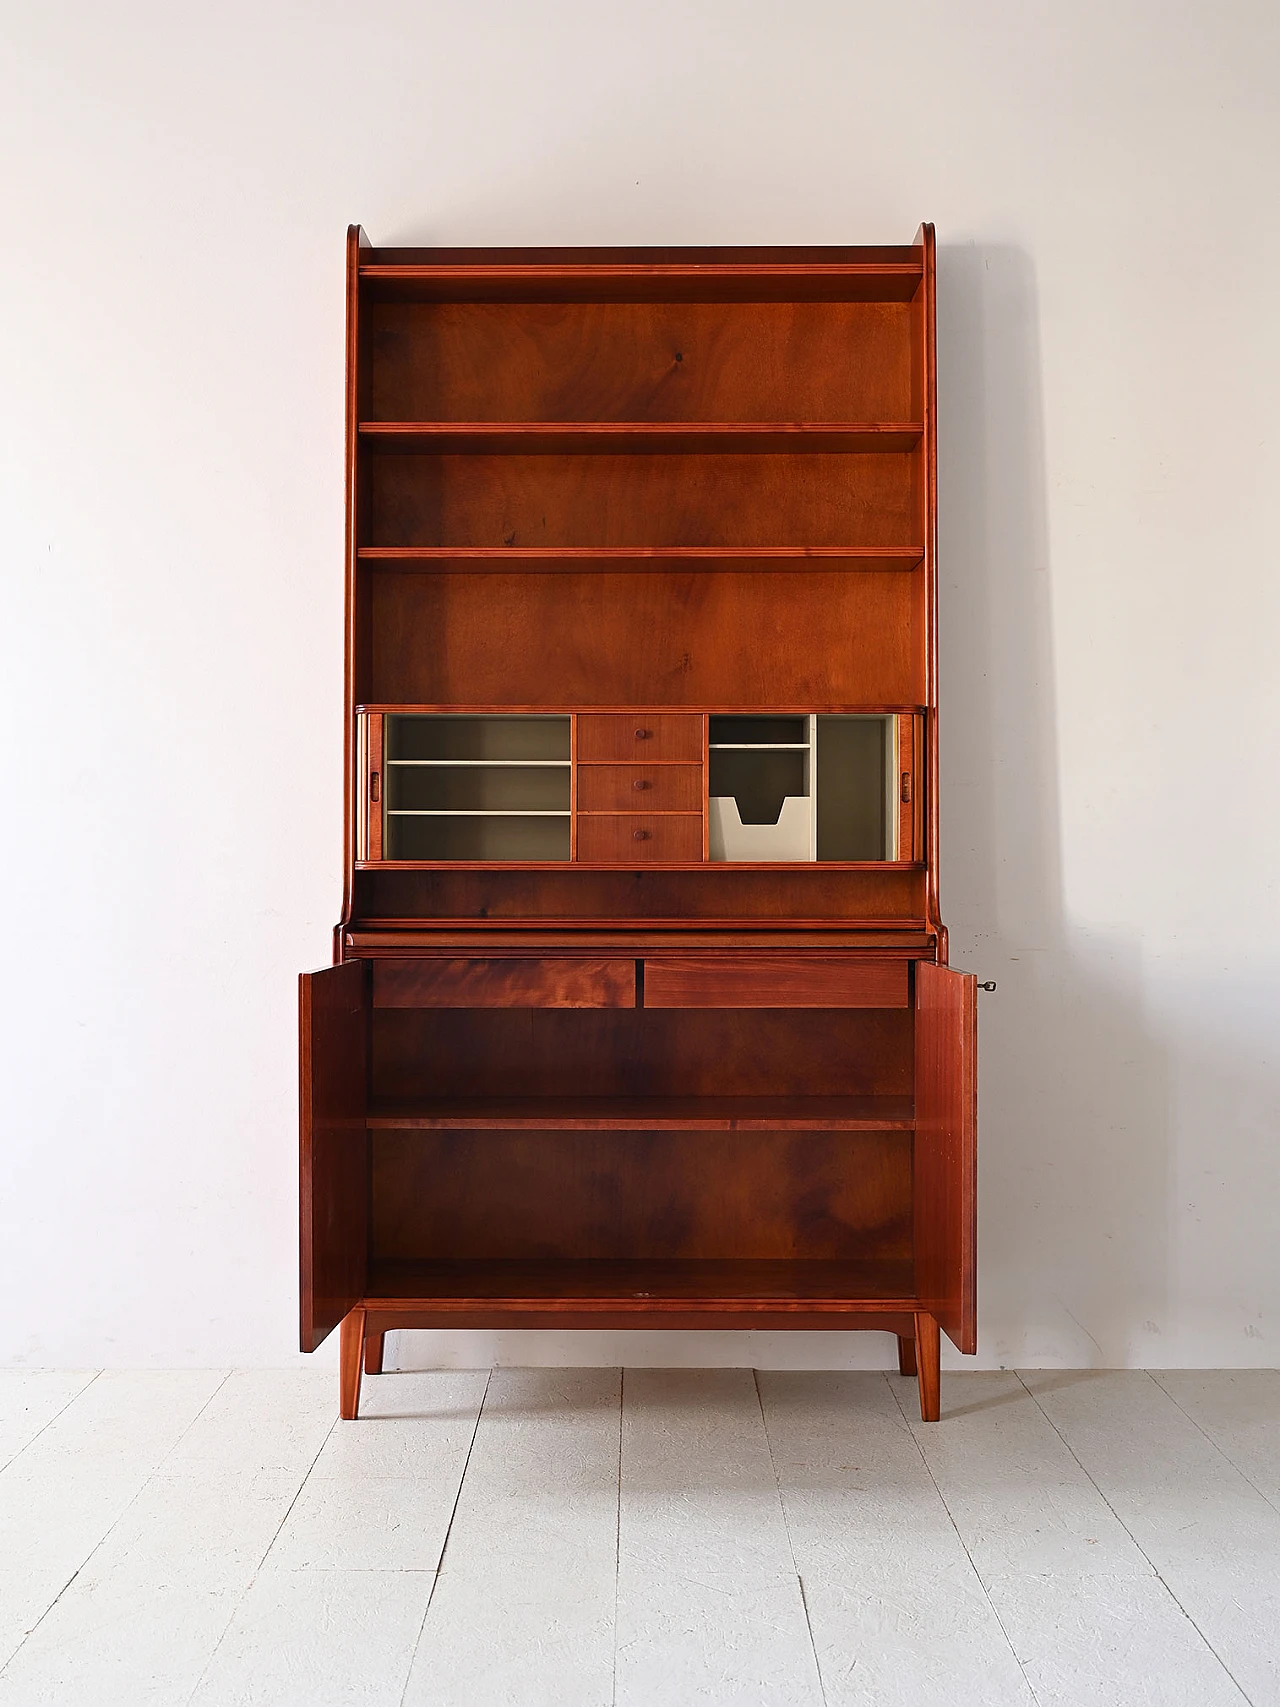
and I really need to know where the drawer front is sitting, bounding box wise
[373,958,636,1008]
[576,814,703,864]
[576,714,703,763]
[643,955,909,1008]
[577,764,704,813]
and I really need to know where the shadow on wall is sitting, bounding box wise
[937,241,1169,1366]
[394,241,1175,1374]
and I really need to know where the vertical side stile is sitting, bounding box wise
[340,224,371,953]
[915,223,945,961]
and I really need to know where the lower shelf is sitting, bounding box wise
[367,1095,914,1131]
[364,1257,915,1310]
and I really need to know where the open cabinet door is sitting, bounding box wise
[913,962,977,1354]
[299,960,370,1351]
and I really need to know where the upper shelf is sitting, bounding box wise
[358,422,923,455]
[354,546,925,572]
[358,255,924,304]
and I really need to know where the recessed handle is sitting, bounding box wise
[900,771,911,804]
[633,828,650,841]
[634,727,652,740]
[370,771,380,802]
[633,778,652,790]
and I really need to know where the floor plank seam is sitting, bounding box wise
[181,1386,339,1707]
[1014,1372,1255,1707]
[0,1370,234,1687]
[885,1371,1046,1707]
[611,1366,623,1707]
[752,1368,829,1706]
[398,1367,492,1707]
[1150,1371,1280,1520]
[0,1369,101,1478]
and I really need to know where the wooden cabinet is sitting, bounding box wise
[301,226,977,1421]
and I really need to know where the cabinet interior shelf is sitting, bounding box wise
[357,259,924,305]
[358,422,923,454]
[365,1258,917,1307]
[367,1095,914,1131]
[386,759,569,767]
[355,547,925,572]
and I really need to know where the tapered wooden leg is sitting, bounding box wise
[897,1333,917,1377]
[364,1329,385,1376]
[339,1307,366,1420]
[914,1310,940,1422]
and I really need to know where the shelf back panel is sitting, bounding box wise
[365,570,923,707]
[372,1006,912,1101]
[353,867,926,922]
[368,299,917,422]
[367,451,921,549]
[370,1128,911,1262]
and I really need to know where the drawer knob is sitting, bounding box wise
[633,828,650,841]
[633,778,652,790]
[635,728,652,739]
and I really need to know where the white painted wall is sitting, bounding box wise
[2,1,1276,1370]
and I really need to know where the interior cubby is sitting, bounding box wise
[367,298,918,423]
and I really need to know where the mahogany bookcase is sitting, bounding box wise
[299,224,976,1422]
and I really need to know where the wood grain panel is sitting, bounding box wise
[368,451,920,549]
[370,1129,912,1261]
[644,955,909,1009]
[369,299,915,422]
[576,815,703,863]
[575,714,704,762]
[367,571,922,707]
[576,764,704,813]
[299,960,369,1352]
[352,865,928,921]
[371,1008,914,1101]
[372,957,636,1009]
[913,961,977,1354]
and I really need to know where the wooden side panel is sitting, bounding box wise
[913,961,977,1353]
[644,955,908,1009]
[300,960,370,1351]
[372,957,636,1009]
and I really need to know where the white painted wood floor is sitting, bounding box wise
[0,1368,1277,1706]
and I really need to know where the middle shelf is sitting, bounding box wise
[367,1094,915,1131]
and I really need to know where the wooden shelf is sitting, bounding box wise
[359,257,923,304]
[358,422,923,454]
[356,546,925,572]
[365,1257,916,1307]
[367,1095,914,1131]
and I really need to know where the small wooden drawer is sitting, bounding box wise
[577,764,703,813]
[643,955,909,1008]
[576,814,703,864]
[576,714,703,763]
[373,958,636,1008]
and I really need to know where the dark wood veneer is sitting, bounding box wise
[303,226,976,1424]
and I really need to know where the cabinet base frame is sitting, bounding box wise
[335,1303,944,1424]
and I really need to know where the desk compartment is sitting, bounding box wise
[372,957,636,1008]
[643,954,909,1008]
